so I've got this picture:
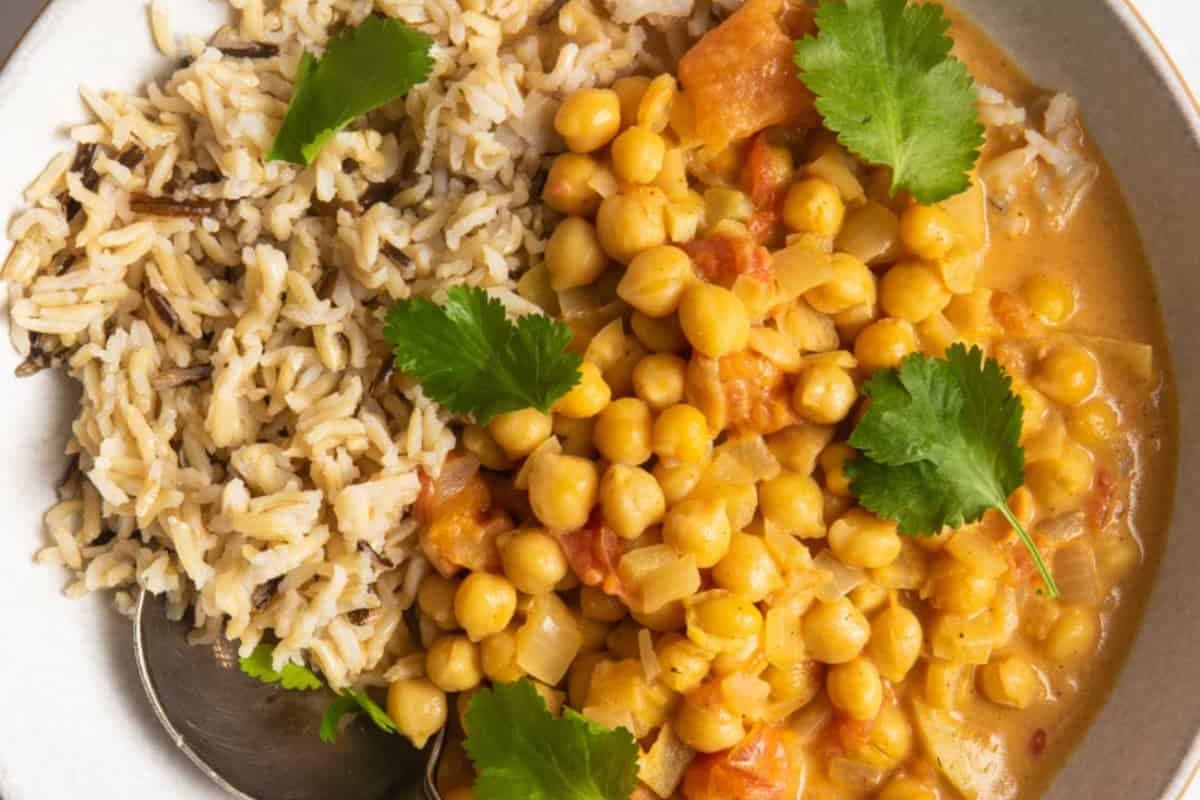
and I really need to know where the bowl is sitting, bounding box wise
[0,1,1196,798]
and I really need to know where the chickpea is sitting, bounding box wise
[1035,345,1100,406]
[656,634,713,694]
[1044,605,1100,664]
[580,584,627,623]
[617,245,693,318]
[633,353,687,410]
[554,361,611,419]
[678,282,751,358]
[387,678,447,749]
[675,689,745,753]
[758,472,824,538]
[856,705,914,768]
[868,604,923,682]
[766,424,834,476]
[426,635,483,693]
[613,75,652,127]
[654,460,704,505]
[1022,274,1076,325]
[612,126,667,184]
[854,318,918,373]
[851,581,889,614]
[454,573,518,642]
[664,496,732,568]
[1096,532,1141,583]
[528,453,599,531]
[878,778,937,800]
[763,661,823,706]
[600,464,666,540]
[979,655,1040,709]
[488,408,552,458]
[653,403,711,464]
[928,561,997,614]
[1069,398,1120,448]
[803,598,870,664]
[880,262,952,323]
[555,87,621,153]
[827,657,883,720]
[501,529,568,596]
[545,217,608,292]
[828,509,902,569]
[637,74,677,133]
[596,187,669,263]
[543,152,601,216]
[1025,442,1095,513]
[806,253,875,315]
[713,532,783,603]
[819,443,855,497]
[783,177,846,235]
[418,573,459,631]
[594,397,653,465]
[631,310,688,353]
[898,204,958,260]
[793,363,857,424]
[480,628,524,683]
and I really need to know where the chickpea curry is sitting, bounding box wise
[369,1,1175,799]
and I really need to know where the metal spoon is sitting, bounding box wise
[133,590,445,800]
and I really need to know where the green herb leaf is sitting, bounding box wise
[846,344,1059,597]
[384,286,583,424]
[268,16,434,165]
[464,679,639,800]
[238,645,324,691]
[794,0,984,203]
[319,689,399,745]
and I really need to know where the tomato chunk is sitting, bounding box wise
[683,231,772,286]
[718,350,796,435]
[418,459,510,577]
[558,511,627,598]
[682,724,801,800]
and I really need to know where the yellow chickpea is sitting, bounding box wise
[664,495,733,568]
[928,561,997,614]
[763,661,823,706]
[426,635,483,693]
[653,403,711,464]
[654,460,704,505]
[1068,398,1120,448]
[631,311,688,353]
[867,604,923,682]
[580,584,627,623]
[803,598,870,664]
[488,408,552,459]
[600,464,666,540]
[543,152,601,216]
[387,678,447,749]
[793,363,857,424]
[678,282,751,358]
[691,592,764,642]
[1044,605,1100,664]
[853,705,913,768]
[617,244,693,318]
[596,187,669,263]
[783,177,846,235]
[1025,442,1095,513]
[501,529,568,596]
[637,74,677,133]
[613,75,652,127]
[555,87,621,153]
[1096,532,1141,583]
[1035,345,1100,406]
[827,657,884,720]
[758,472,825,538]
[633,353,687,410]
[454,573,518,642]
[675,690,746,753]
[820,443,856,497]
[880,262,952,323]
[854,318,918,373]
[979,655,1040,709]
[594,397,653,465]
[554,361,611,419]
[806,253,875,315]
[878,778,937,800]
[418,573,459,631]
[712,532,783,603]
[898,204,958,260]
[545,217,608,292]
[612,125,667,184]
[851,581,889,614]
[480,628,524,683]
[828,509,902,569]
[1022,274,1076,325]
[528,452,599,531]
[656,634,713,694]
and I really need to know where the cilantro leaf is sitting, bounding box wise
[384,286,583,424]
[318,689,399,745]
[238,645,324,691]
[268,16,433,165]
[847,344,1059,597]
[464,679,639,800]
[794,0,984,203]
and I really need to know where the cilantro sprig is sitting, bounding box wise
[384,286,583,424]
[846,345,1060,597]
[464,679,639,800]
[238,645,398,744]
[268,16,434,165]
[794,0,984,203]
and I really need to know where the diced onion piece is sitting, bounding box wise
[945,529,1009,579]
[516,592,583,685]
[805,153,865,204]
[930,614,993,665]
[912,700,1014,800]
[514,436,562,490]
[789,695,833,740]
[640,554,701,615]
[763,528,813,572]
[710,434,781,483]
[773,244,837,302]
[835,201,900,265]
[828,758,887,791]
[638,628,661,684]
[988,585,1020,648]
[813,550,867,602]
[583,704,638,736]
[619,544,679,591]
[516,263,560,314]
[774,300,839,353]
[720,672,770,721]
[765,607,805,668]
[733,274,777,323]
[1037,511,1086,544]
[1053,539,1103,605]
[639,724,696,799]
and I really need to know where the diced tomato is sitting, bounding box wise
[683,232,772,286]
[682,724,801,800]
[413,453,481,525]
[717,350,796,434]
[991,291,1043,338]
[1085,467,1118,530]
[743,132,793,212]
[746,210,779,243]
[419,465,510,578]
[558,511,627,598]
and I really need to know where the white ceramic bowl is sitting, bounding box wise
[0,1,1196,798]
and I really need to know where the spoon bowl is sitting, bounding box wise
[134,590,444,800]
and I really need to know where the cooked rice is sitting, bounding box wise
[2,0,725,688]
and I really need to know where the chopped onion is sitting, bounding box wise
[773,244,836,301]
[639,555,701,615]
[638,724,695,799]
[720,672,770,720]
[638,628,661,684]
[618,544,678,590]
[765,606,805,668]
[813,550,867,602]
[1053,539,1103,605]
[806,153,866,204]
[516,592,582,685]
[789,694,833,740]
[1037,511,1085,544]
[582,705,638,736]
[710,434,780,483]
[829,758,887,791]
